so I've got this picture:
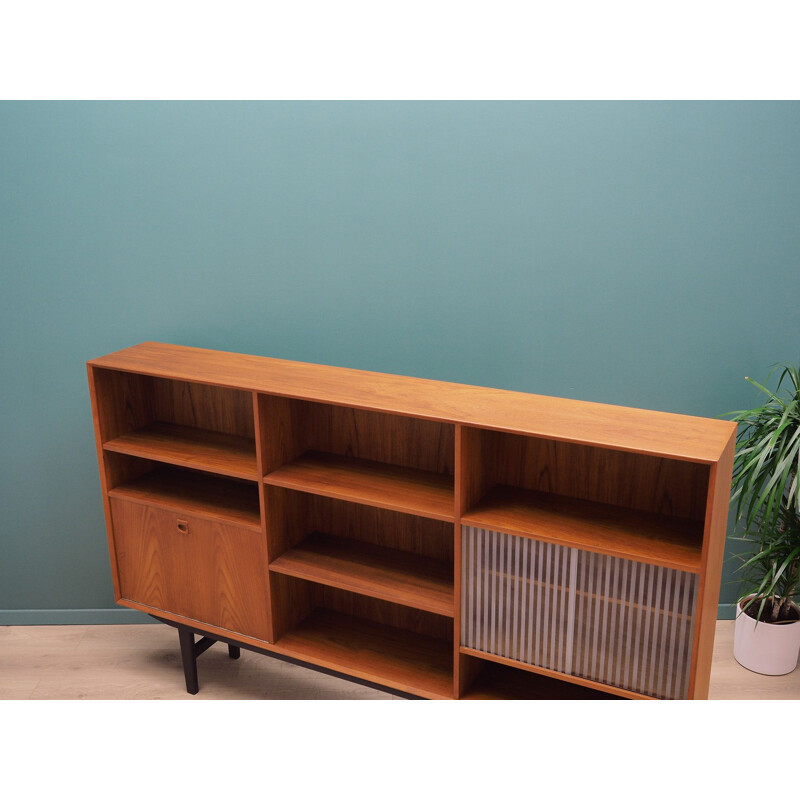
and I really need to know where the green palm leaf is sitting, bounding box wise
[725,358,800,620]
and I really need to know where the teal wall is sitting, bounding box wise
[2,101,798,622]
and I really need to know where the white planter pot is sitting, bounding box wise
[734,598,800,676]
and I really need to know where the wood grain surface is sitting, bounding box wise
[88,341,736,463]
[265,488,454,562]
[104,422,258,480]
[270,608,454,699]
[111,498,270,641]
[690,434,737,698]
[270,532,454,617]
[469,427,710,521]
[264,451,456,521]
[462,485,703,572]
[109,466,261,529]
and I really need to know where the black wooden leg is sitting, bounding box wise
[178,626,199,695]
[228,644,241,660]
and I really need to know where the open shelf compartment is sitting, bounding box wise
[271,532,454,617]
[459,653,623,700]
[459,426,709,573]
[269,575,454,699]
[463,484,702,572]
[104,422,258,481]
[107,463,261,530]
[266,489,454,616]
[93,369,257,479]
[259,395,455,521]
[273,608,453,700]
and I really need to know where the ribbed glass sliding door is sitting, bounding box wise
[461,526,698,699]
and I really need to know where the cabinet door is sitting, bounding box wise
[111,498,271,641]
[461,526,698,699]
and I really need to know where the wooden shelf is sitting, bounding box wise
[108,466,261,530]
[461,659,620,700]
[462,485,703,573]
[264,451,455,522]
[271,608,454,699]
[270,533,454,617]
[104,422,258,480]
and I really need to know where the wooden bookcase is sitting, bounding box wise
[87,342,735,700]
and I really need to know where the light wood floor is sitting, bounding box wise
[1,620,797,699]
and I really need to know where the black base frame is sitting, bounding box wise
[151,615,420,699]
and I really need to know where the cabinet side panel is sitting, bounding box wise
[457,652,485,697]
[104,452,158,491]
[264,485,304,561]
[459,426,490,515]
[87,365,123,599]
[91,368,153,442]
[453,426,465,697]
[689,433,735,698]
[259,394,308,475]
[270,572,320,642]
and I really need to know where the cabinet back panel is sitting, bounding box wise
[483,430,709,521]
[320,585,454,641]
[271,576,453,642]
[297,401,455,475]
[93,369,255,440]
[267,488,454,562]
[148,376,255,438]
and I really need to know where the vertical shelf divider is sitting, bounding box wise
[453,424,463,699]
[455,424,485,698]
[252,391,276,643]
[256,393,310,642]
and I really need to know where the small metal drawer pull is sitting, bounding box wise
[176,519,190,534]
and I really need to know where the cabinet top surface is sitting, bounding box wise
[88,342,736,463]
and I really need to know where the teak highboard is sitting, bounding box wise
[87,342,736,699]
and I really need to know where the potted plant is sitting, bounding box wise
[728,360,800,675]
